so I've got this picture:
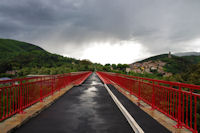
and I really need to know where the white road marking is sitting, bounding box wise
[104,84,144,133]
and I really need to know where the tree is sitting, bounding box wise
[105,64,111,67]
[111,64,117,69]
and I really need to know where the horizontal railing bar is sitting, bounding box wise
[0,71,92,122]
[96,71,200,133]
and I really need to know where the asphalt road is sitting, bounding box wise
[13,73,133,133]
[108,84,171,133]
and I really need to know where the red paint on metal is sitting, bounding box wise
[0,71,91,122]
[96,71,200,133]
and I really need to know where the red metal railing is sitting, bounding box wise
[97,71,200,133]
[0,71,92,122]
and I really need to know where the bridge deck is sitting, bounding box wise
[13,73,133,133]
[108,84,170,133]
[13,73,171,133]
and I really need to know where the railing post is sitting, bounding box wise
[19,80,25,114]
[174,84,182,128]
[194,96,197,132]
[138,77,141,100]
[51,76,55,95]
[151,81,155,110]
[40,77,43,102]
[0,89,2,119]
[130,79,133,95]
[190,90,193,129]
[60,76,63,91]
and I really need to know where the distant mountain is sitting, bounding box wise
[0,38,96,76]
[174,52,200,56]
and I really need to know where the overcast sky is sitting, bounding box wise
[0,0,200,64]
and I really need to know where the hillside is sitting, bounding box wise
[0,39,100,77]
[137,54,169,63]
[0,39,44,53]
[0,39,77,72]
[130,53,200,76]
[0,39,47,63]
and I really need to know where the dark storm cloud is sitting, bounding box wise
[0,0,200,57]
[128,0,200,53]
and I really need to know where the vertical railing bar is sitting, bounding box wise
[182,93,184,123]
[176,90,178,119]
[12,87,14,113]
[0,89,2,119]
[6,88,8,117]
[151,80,155,110]
[186,94,188,127]
[190,90,192,128]
[3,89,5,119]
[194,95,197,132]
[173,91,175,118]
[9,87,11,116]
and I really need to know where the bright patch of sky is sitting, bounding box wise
[81,40,150,65]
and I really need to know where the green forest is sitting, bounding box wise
[0,39,101,77]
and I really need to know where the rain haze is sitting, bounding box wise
[0,0,200,64]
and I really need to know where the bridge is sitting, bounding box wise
[0,71,199,133]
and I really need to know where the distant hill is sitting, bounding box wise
[174,52,200,56]
[130,53,200,75]
[0,39,45,53]
[136,54,169,63]
[0,38,97,77]
[0,39,47,62]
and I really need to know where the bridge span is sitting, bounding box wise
[1,71,199,133]
[13,73,169,133]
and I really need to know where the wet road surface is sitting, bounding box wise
[14,73,133,133]
[108,84,171,133]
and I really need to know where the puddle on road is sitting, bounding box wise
[78,85,98,109]
[91,81,102,85]
[77,85,105,128]
[76,86,98,111]
[89,74,102,84]
[71,74,105,130]
[84,86,97,97]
